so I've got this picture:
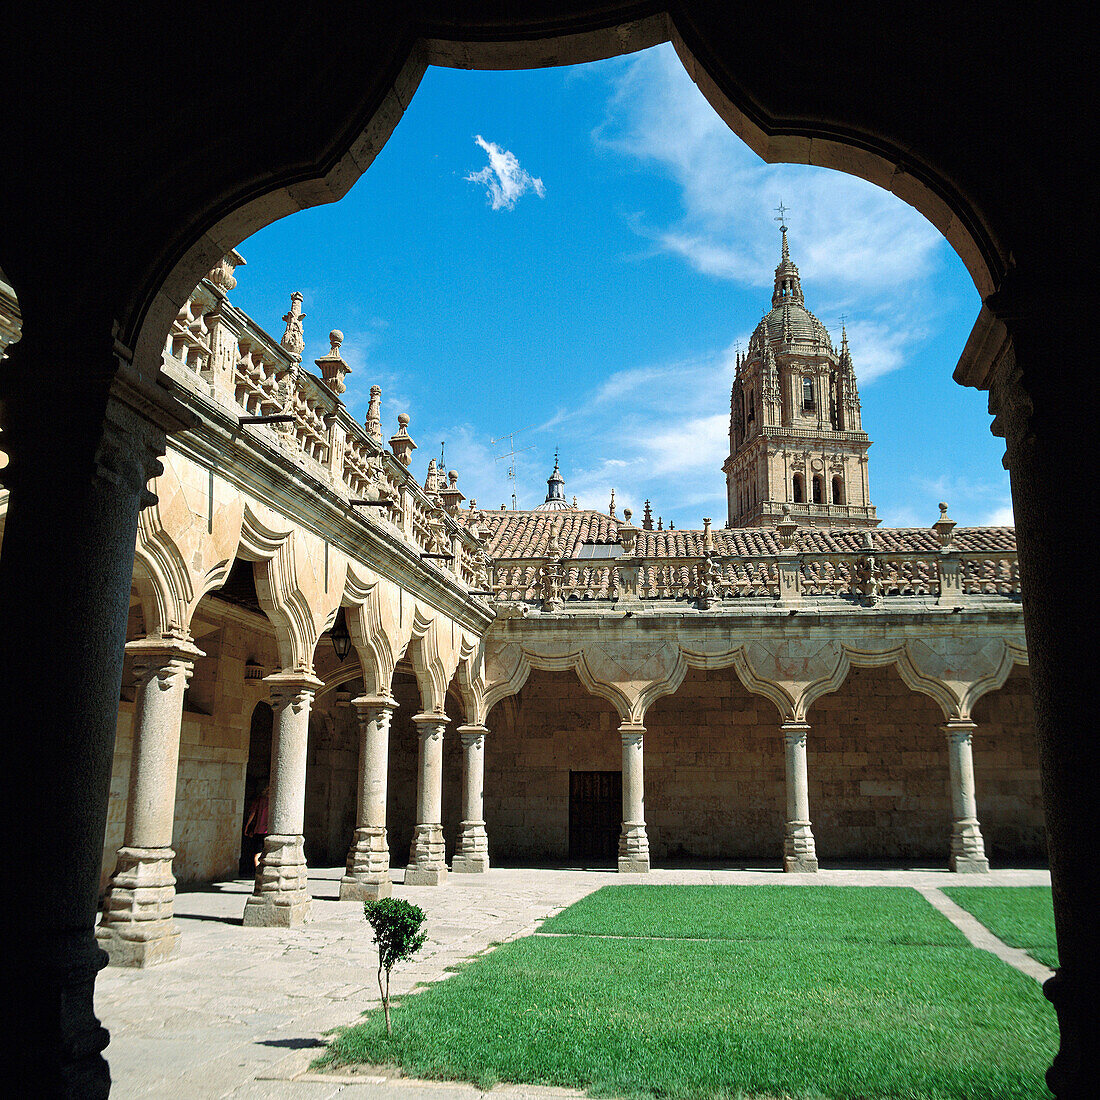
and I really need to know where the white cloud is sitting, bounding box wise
[595,45,962,384]
[982,504,1015,526]
[466,135,546,211]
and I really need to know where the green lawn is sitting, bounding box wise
[322,885,1057,1100]
[943,886,1059,969]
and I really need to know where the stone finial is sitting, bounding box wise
[862,530,875,551]
[657,516,663,530]
[932,501,957,549]
[573,495,578,508]
[776,504,798,550]
[316,329,351,395]
[365,384,382,443]
[642,500,654,531]
[440,469,465,514]
[280,292,306,359]
[609,488,617,519]
[702,517,714,553]
[208,249,246,294]
[389,412,416,466]
[547,523,561,559]
[619,509,637,555]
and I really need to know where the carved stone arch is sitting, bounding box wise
[455,631,487,725]
[340,565,400,698]
[895,637,1020,722]
[403,609,453,714]
[799,642,908,718]
[133,509,193,639]
[722,639,849,723]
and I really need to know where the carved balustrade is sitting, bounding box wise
[489,547,1020,607]
[160,275,486,585]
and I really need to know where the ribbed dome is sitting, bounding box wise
[754,300,832,348]
[534,454,572,511]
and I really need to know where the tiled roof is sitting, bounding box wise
[461,508,1016,560]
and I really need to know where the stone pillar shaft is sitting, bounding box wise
[406,713,448,885]
[340,696,396,901]
[618,723,650,873]
[243,671,321,926]
[453,725,489,873]
[944,718,989,873]
[782,720,818,873]
[97,637,202,967]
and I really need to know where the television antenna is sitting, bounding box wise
[491,425,536,510]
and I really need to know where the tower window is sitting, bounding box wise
[812,475,824,504]
[747,391,755,423]
[832,476,844,504]
[802,376,815,410]
[792,474,805,503]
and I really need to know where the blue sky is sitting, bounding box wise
[231,44,1011,531]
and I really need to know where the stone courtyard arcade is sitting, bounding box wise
[2,6,1090,1097]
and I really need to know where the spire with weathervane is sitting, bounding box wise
[535,449,572,511]
[722,204,877,530]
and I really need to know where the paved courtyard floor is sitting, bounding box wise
[95,865,1053,1099]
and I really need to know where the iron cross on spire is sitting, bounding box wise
[774,200,790,230]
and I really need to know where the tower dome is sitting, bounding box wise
[751,225,833,351]
[535,452,571,511]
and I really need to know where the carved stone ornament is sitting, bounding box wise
[208,249,246,294]
[280,292,306,359]
[315,330,350,395]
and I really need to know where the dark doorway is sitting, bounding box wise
[569,771,622,866]
[239,701,273,876]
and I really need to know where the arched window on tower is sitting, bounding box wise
[832,476,844,504]
[792,473,805,503]
[802,376,815,411]
[812,475,824,504]
[747,390,755,423]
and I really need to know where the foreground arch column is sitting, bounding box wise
[243,670,321,926]
[340,695,396,901]
[943,719,989,872]
[618,722,650,873]
[781,719,819,873]
[452,724,489,873]
[97,636,203,965]
[0,329,194,1096]
[406,713,448,884]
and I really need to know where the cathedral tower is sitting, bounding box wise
[724,224,878,528]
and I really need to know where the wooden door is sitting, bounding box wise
[568,770,622,866]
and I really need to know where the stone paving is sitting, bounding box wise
[95,865,1053,1099]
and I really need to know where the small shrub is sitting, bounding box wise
[364,897,427,1034]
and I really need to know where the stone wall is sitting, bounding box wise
[485,669,622,864]
[482,662,1044,868]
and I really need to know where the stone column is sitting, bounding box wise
[97,636,203,966]
[243,670,322,926]
[781,720,819,872]
[452,724,489,873]
[618,722,650,873]
[0,330,195,1096]
[406,713,448,884]
[339,695,396,901]
[944,718,989,873]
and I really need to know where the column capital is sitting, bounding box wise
[456,723,488,736]
[781,719,811,742]
[412,712,449,727]
[618,721,645,738]
[124,635,205,666]
[263,669,323,694]
[943,717,977,742]
[351,694,398,714]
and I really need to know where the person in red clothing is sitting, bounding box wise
[244,784,270,870]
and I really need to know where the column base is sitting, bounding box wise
[618,822,650,873]
[341,827,392,899]
[950,820,989,873]
[243,834,311,926]
[452,820,489,873]
[784,823,819,873]
[406,823,447,885]
[339,874,392,901]
[97,845,182,966]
